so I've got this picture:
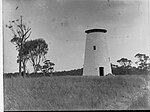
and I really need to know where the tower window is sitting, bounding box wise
[93,46,96,50]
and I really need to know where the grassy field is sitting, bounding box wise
[4,75,149,110]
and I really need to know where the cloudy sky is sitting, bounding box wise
[3,0,150,73]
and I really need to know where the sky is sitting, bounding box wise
[3,0,150,73]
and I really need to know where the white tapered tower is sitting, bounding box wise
[83,29,112,76]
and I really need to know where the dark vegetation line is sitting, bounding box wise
[3,64,149,78]
[3,68,83,78]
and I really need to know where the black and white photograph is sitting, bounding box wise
[2,0,150,111]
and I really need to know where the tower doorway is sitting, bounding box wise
[99,67,104,76]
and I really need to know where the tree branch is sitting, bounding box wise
[23,28,31,37]
[24,31,31,41]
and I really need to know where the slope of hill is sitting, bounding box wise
[4,75,148,110]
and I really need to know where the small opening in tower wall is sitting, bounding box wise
[93,46,96,50]
[99,67,104,76]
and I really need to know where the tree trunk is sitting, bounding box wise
[33,65,37,74]
[23,61,26,77]
[19,52,22,76]
[19,16,23,77]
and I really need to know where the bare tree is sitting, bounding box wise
[6,16,31,76]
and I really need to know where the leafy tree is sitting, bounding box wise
[33,60,55,75]
[6,16,31,76]
[135,53,150,71]
[116,58,132,75]
[42,60,55,74]
[117,58,132,68]
[24,38,48,73]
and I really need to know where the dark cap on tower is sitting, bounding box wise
[85,29,107,34]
